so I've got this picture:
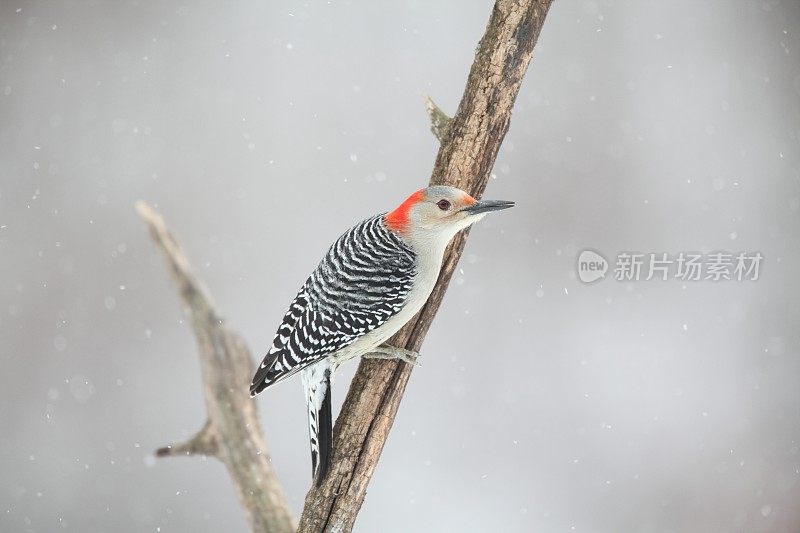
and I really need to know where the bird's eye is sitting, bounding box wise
[437,199,451,211]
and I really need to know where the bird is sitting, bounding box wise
[249,185,514,486]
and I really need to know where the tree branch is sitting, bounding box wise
[297,1,552,531]
[136,202,295,533]
[155,419,218,457]
[423,94,452,142]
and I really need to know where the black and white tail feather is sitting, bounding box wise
[249,214,417,486]
[302,362,332,486]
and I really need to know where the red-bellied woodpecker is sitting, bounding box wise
[250,185,514,485]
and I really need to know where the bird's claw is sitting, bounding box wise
[364,345,421,367]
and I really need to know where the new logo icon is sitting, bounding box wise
[577,249,608,283]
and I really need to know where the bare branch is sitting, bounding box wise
[155,420,218,457]
[298,1,553,531]
[424,94,452,142]
[137,202,295,533]
[135,202,216,317]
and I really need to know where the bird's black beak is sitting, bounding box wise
[462,199,515,215]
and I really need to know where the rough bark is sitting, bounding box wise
[136,203,295,533]
[296,1,552,531]
[424,95,452,142]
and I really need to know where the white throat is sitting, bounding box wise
[401,213,485,258]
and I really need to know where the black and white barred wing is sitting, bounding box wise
[249,215,416,396]
[249,290,368,395]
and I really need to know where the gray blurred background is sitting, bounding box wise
[1,0,799,531]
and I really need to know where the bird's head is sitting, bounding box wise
[384,185,514,247]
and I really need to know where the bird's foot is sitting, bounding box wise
[363,345,421,367]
